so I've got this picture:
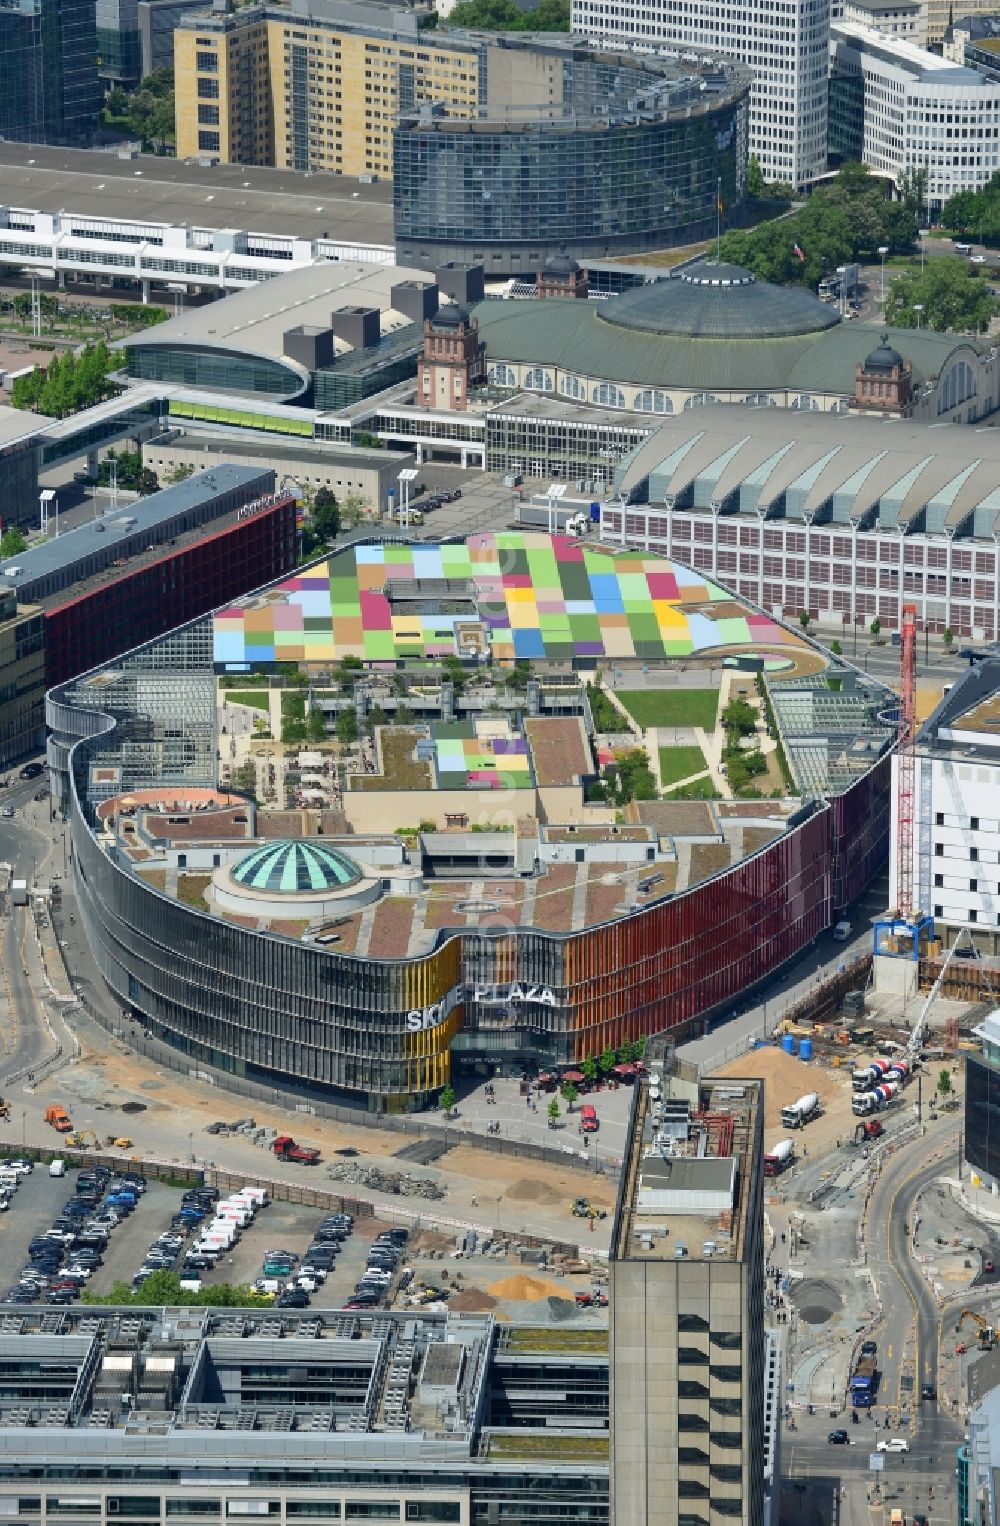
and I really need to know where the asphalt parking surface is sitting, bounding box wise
[0,1163,395,1311]
[206,1198,383,1308]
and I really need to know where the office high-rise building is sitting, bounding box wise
[0,0,99,146]
[570,0,829,189]
[610,1077,766,1526]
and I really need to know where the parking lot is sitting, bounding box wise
[0,1160,402,1312]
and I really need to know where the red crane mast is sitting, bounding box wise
[896,603,918,919]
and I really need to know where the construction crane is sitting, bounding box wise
[955,1310,997,1348]
[896,602,918,920]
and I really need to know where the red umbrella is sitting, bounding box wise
[562,1070,585,1084]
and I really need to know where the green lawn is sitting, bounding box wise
[663,777,721,800]
[618,688,719,730]
[657,744,708,787]
[224,690,270,710]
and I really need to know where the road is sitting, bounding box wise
[0,767,69,1084]
[778,1118,966,1525]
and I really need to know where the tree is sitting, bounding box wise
[798,610,810,631]
[870,617,882,643]
[164,462,195,485]
[306,706,326,743]
[395,702,415,725]
[439,1082,456,1115]
[137,468,159,496]
[336,706,359,746]
[722,697,757,737]
[830,638,842,656]
[582,1055,598,1085]
[368,703,388,734]
[943,627,955,648]
[747,154,765,199]
[599,1044,616,1075]
[0,527,27,558]
[11,342,118,418]
[937,1069,952,1096]
[884,259,996,334]
[547,1095,560,1126]
[341,492,369,528]
[81,1269,272,1307]
[446,0,570,26]
[562,1081,579,1111]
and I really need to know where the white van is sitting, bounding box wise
[955,241,974,255]
[235,1186,269,1208]
[832,920,852,942]
[48,1159,66,1178]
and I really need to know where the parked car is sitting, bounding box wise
[828,1430,849,1445]
[876,1438,909,1453]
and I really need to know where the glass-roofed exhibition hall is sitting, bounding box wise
[47,533,893,1111]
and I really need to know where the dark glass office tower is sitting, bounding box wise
[0,0,99,146]
[97,0,142,86]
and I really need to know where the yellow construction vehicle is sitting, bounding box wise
[956,1310,996,1348]
[64,1129,99,1148]
[106,1136,133,1149]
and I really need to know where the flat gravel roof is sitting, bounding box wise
[0,143,395,246]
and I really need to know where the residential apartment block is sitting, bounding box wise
[174,0,479,178]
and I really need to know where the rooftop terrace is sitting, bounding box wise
[612,1078,762,1267]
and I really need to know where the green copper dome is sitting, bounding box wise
[232,840,362,894]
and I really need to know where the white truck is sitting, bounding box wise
[779,1092,819,1129]
[11,879,27,907]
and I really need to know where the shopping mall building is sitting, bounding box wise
[48,533,892,1110]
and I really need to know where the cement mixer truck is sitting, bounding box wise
[852,1079,899,1116]
[763,1139,795,1176]
[852,1058,891,1092]
[780,1093,819,1130]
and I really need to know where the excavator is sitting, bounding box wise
[64,1129,100,1148]
[955,1310,996,1350]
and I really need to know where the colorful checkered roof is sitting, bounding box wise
[432,721,533,792]
[213,533,795,667]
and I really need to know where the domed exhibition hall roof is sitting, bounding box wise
[472,260,982,396]
[597,261,841,340]
[232,840,363,894]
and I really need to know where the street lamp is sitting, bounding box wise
[914,303,925,331]
[878,245,889,303]
[919,228,929,273]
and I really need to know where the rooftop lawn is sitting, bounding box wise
[506,1327,609,1354]
[487,1433,609,1462]
[658,744,708,787]
[618,688,719,731]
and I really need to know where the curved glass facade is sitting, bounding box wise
[393,46,750,275]
[125,343,306,401]
[51,616,890,1110]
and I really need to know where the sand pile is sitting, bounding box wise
[488,1273,567,1301]
[504,1177,564,1206]
[711,1045,849,1133]
[448,1288,497,1312]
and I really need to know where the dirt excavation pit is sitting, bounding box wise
[790,1278,844,1326]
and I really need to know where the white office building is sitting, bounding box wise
[831,21,1000,213]
[569,0,830,188]
[891,659,1000,950]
